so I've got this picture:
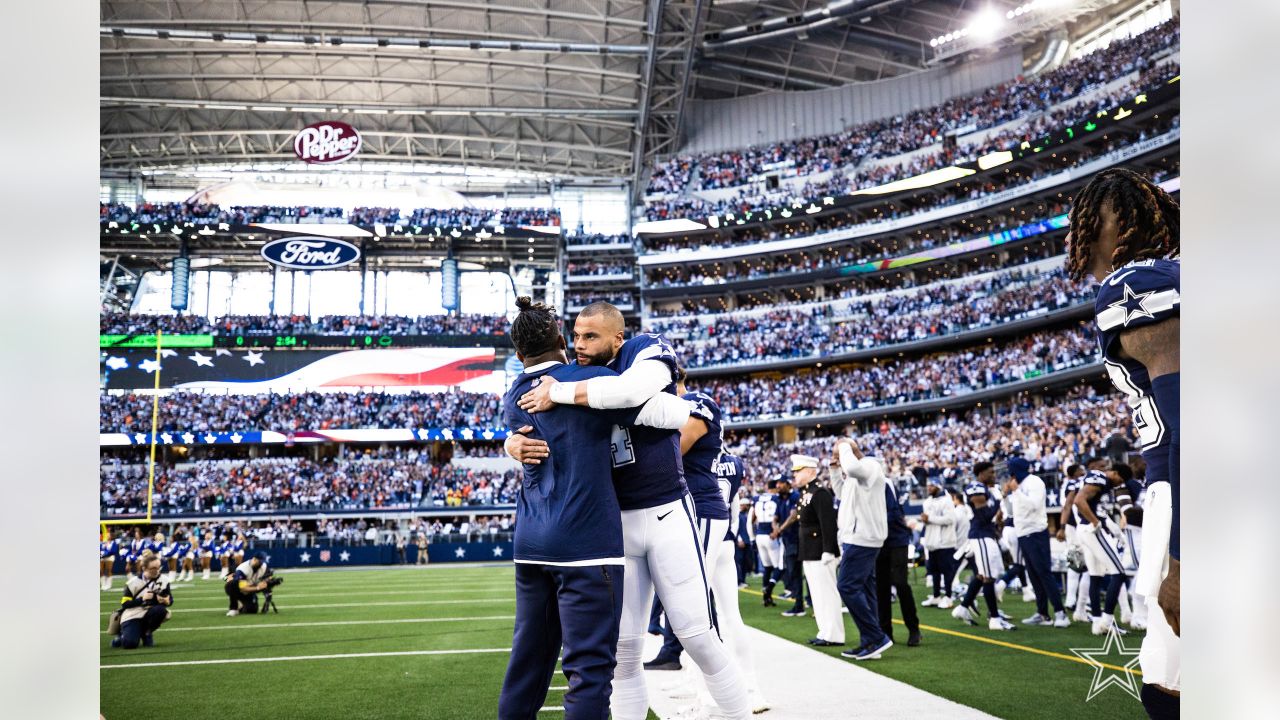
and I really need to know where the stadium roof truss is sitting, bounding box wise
[101,1,1128,186]
[101,0,664,181]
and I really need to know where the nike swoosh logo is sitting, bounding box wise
[1107,269,1136,286]
[657,511,673,521]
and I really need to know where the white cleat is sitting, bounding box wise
[202,570,211,580]
[226,609,239,617]
[988,617,1018,631]
[1073,607,1091,623]
[951,604,977,626]
[1053,611,1072,628]
[936,596,953,610]
[994,580,1006,603]
[1022,589,1037,603]
[1091,615,1113,636]
[921,596,938,607]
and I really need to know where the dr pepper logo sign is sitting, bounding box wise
[294,120,362,164]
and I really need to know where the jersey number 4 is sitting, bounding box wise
[610,425,636,467]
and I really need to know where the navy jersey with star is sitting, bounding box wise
[1076,470,1115,523]
[606,333,689,511]
[681,391,730,521]
[1094,258,1180,484]
[505,362,645,563]
[715,454,745,541]
[967,503,1001,540]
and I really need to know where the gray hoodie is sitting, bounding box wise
[831,445,887,548]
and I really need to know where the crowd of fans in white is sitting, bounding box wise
[101,312,509,336]
[697,324,1098,422]
[652,266,1091,367]
[731,387,1131,491]
[102,202,560,228]
[100,448,519,514]
[643,20,1178,220]
[100,389,503,434]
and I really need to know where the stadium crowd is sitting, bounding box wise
[101,202,344,225]
[102,202,560,228]
[654,266,1091,367]
[645,20,1178,198]
[565,233,632,246]
[645,65,1177,223]
[100,450,520,514]
[698,324,1098,422]
[729,387,1131,490]
[100,389,504,434]
[565,262,634,278]
[99,312,508,336]
[564,291,636,308]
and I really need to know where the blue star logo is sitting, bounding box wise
[1109,283,1157,326]
[1070,628,1142,701]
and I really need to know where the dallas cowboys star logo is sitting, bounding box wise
[455,547,466,558]
[1069,627,1142,701]
[299,552,311,563]
[492,547,504,558]
[189,352,214,367]
[1109,283,1157,327]
[181,432,196,445]
[339,551,351,562]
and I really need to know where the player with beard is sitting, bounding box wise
[1067,167,1180,718]
[497,296,693,720]
[509,302,749,720]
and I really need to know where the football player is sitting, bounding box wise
[510,302,749,720]
[1068,167,1180,715]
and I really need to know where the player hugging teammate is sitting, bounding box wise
[503,300,754,720]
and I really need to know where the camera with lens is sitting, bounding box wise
[264,574,284,590]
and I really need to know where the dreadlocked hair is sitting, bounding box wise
[510,295,562,358]
[1066,167,1179,281]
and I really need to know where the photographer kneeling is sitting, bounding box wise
[224,551,281,616]
[111,552,173,649]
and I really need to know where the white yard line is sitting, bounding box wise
[99,597,513,615]
[101,647,512,670]
[100,615,515,634]
[99,586,515,605]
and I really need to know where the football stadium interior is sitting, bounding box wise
[99,1,1180,718]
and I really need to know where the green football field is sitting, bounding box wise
[99,563,1147,719]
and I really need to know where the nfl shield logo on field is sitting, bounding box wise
[319,550,331,563]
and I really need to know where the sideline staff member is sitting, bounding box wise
[225,551,272,616]
[111,551,173,649]
[791,454,842,647]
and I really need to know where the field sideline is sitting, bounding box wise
[99,563,1145,719]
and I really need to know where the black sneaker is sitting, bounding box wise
[781,606,806,617]
[643,657,682,671]
[142,633,155,647]
[907,631,921,647]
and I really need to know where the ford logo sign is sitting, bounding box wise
[261,237,361,270]
[294,120,362,164]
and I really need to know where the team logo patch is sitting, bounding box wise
[319,550,331,563]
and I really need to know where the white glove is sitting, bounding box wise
[821,552,837,567]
